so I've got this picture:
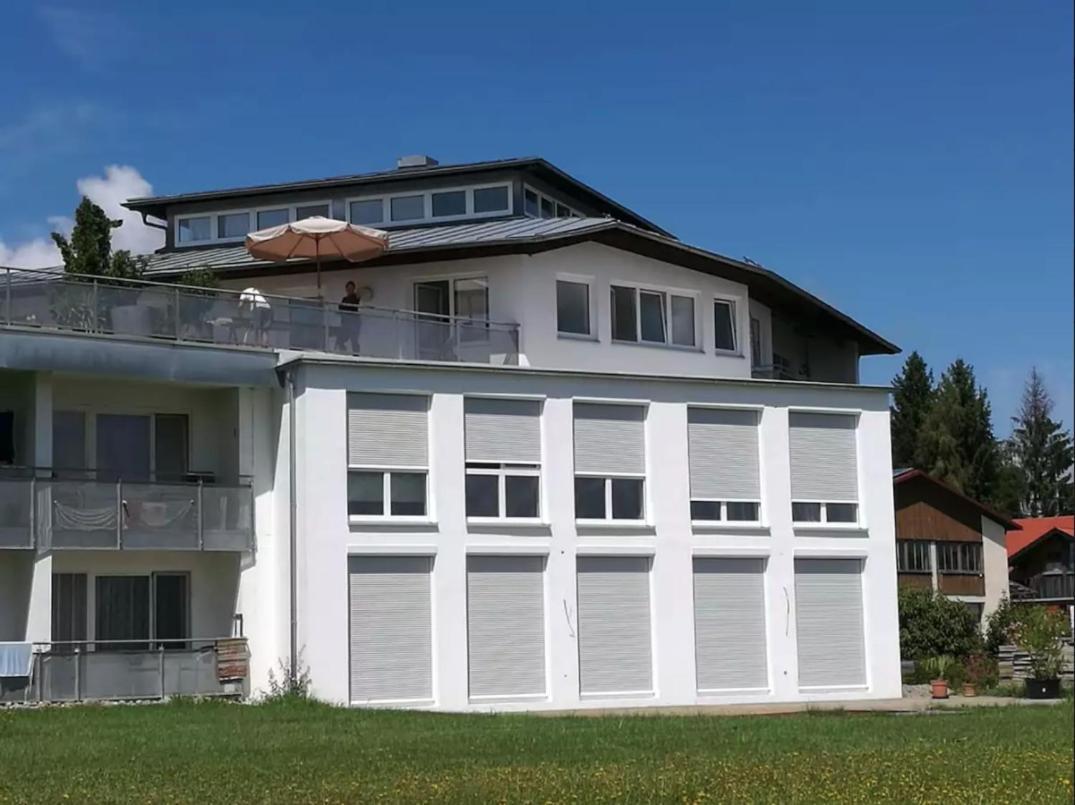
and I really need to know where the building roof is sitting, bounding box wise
[892,468,1021,530]
[136,216,898,356]
[122,157,671,236]
[1006,516,1075,560]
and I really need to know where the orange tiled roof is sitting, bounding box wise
[1006,516,1075,558]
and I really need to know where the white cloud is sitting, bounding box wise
[0,164,163,268]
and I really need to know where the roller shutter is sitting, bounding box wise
[788,412,858,501]
[692,557,769,691]
[794,558,866,687]
[573,404,645,475]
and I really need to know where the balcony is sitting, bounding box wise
[0,470,254,552]
[2,267,520,366]
[0,638,248,703]
[1022,572,1075,602]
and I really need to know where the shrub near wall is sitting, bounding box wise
[898,587,983,662]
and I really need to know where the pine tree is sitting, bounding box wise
[890,351,934,468]
[51,197,144,280]
[916,359,999,502]
[1009,368,1074,516]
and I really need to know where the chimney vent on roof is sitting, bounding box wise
[396,155,439,169]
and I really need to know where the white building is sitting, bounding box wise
[0,155,903,710]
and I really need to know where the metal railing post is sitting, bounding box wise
[74,648,82,702]
[159,645,166,700]
[28,476,36,551]
[116,479,123,549]
[322,303,330,352]
[197,479,204,550]
[92,280,99,333]
[4,268,10,325]
[174,287,181,341]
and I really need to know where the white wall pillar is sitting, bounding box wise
[981,515,1008,618]
[25,555,51,644]
[31,371,52,469]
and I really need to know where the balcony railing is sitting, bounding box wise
[2,267,521,365]
[1025,572,1075,601]
[0,638,248,703]
[0,470,254,552]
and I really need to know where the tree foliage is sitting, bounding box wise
[51,196,145,280]
[897,587,982,661]
[890,351,934,469]
[1008,368,1074,516]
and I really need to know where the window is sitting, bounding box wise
[347,394,429,519]
[0,410,13,465]
[522,185,578,219]
[431,190,466,217]
[937,542,983,575]
[177,216,211,243]
[256,208,289,229]
[453,278,489,342]
[217,212,250,239]
[349,199,383,225]
[573,403,646,522]
[610,285,695,347]
[794,559,866,687]
[295,203,329,220]
[94,573,188,651]
[789,412,859,525]
[897,541,932,573]
[390,195,425,221]
[713,299,737,352]
[688,408,761,523]
[576,557,653,695]
[473,186,509,214]
[556,279,591,336]
[52,411,86,474]
[464,398,542,520]
[154,414,189,481]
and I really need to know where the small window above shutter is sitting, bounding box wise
[464,398,541,464]
[573,403,645,476]
[688,408,760,500]
[348,394,429,468]
[788,412,858,501]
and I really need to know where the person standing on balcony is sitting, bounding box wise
[238,287,272,346]
[337,281,365,353]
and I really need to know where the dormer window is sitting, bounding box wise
[217,212,250,239]
[347,184,511,228]
[523,185,580,220]
[473,186,509,214]
[431,190,466,217]
[177,216,211,243]
[295,203,329,220]
[257,208,289,229]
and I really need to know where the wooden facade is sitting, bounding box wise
[897,573,932,591]
[894,474,983,544]
[937,574,985,596]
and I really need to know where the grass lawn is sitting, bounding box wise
[0,699,1072,803]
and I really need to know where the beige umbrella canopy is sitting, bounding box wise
[244,216,389,292]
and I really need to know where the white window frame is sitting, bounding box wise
[347,466,430,523]
[522,184,581,219]
[791,500,860,526]
[689,498,762,525]
[412,273,491,318]
[555,274,596,340]
[574,473,647,524]
[896,540,933,574]
[465,463,543,523]
[345,182,512,228]
[174,199,332,246]
[713,297,739,354]
[609,282,699,349]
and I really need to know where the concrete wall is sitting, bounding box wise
[982,514,1009,618]
[286,360,901,711]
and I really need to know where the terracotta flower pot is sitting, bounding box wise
[930,679,949,699]
[961,683,977,698]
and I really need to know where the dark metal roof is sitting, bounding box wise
[138,216,898,356]
[122,157,670,236]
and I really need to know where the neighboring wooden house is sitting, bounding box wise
[1006,516,1075,627]
[893,469,1018,624]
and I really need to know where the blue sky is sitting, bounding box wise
[1,1,1071,433]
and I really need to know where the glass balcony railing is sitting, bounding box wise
[0,470,254,552]
[2,267,521,365]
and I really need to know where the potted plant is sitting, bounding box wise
[1012,606,1068,699]
[962,653,997,697]
[923,655,955,699]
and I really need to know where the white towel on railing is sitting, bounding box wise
[133,499,194,528]
[0,642,32,677]
[53,501,116,531]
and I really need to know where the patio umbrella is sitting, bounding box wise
[244,216,388,293]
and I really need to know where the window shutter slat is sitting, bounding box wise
[788,413,858,501]
[466,556,546,698]
[692,558,768,691]
[794,558,866,687]
[348,556,432,702]
[688,408,760,499]
[348,394,428,468]
[573,404,645,475]
[576,556,653,695]
[464,398,541,463]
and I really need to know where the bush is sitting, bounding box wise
[1011,605,1069,679]
[984,596,1020,655]
[898,587,983,661]
[964,653,999,689]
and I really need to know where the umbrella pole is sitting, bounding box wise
[316,238,322,294]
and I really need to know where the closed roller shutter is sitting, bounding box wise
[794,558,866,687]
[692,558,768,692]
[573,403,645,475]
[576,556,653,695]
[348,555,433,703]
[688,408,760,500]
[466,555,546,698]
[464,398,541,463]
[348,393,428,467]
[788,412,858,501]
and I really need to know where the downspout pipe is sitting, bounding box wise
[286,368,298,681]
